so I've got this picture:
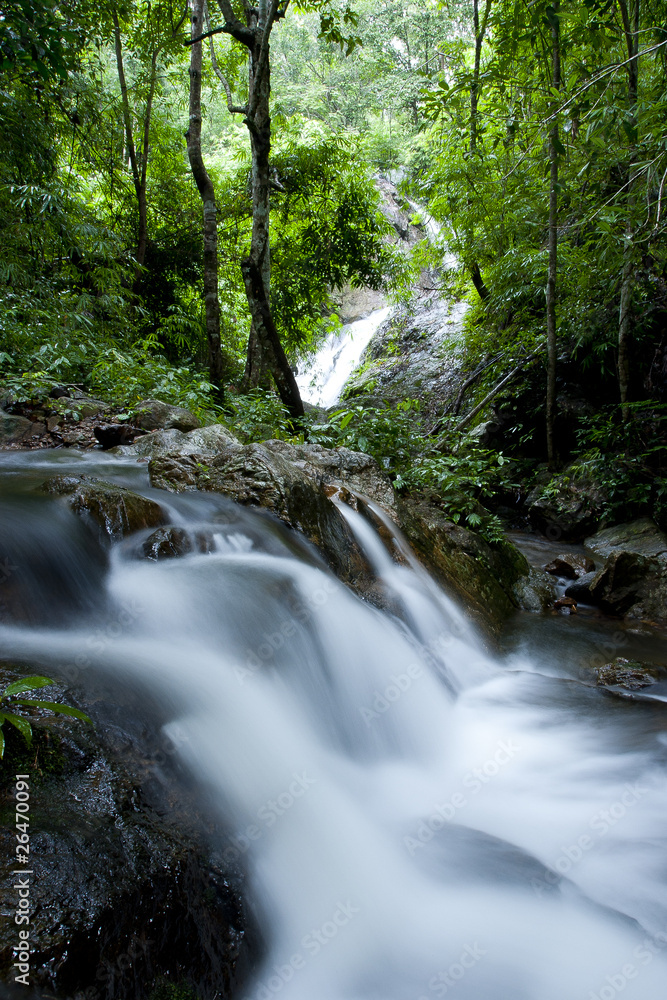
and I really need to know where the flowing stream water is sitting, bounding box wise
[1,450,667,1000]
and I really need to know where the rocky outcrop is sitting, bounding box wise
[115,424,242,461]
[42,476,165,543]
[396,496,532,636]
[595,657,664,690]
[582,519,667,621]
[149,441,378,596]
[342,299,469,422]
[131,399,201,433]
[524,467,608,541]
[0,666,251,1000]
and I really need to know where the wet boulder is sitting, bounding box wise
[0,411,35,446]
[544,554,595,579]
[595,657,662,690]
[131,399,201,433]
[149,442,374,595]
[564,570,598,602]
[94,423,145,449]
[583,519,667,621]
[0,666,251,1000]
[261,439,397,517]
[396,496,531,637]
[139,525,217,560]
[113,423,242,462]
[525,466,608,541]
[42,475,165,543]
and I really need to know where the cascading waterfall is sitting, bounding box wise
[1,450,666,1000]
[296,306,393,409]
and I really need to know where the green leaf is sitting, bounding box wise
[4,676,54,697]
[0,726,4,758]
[14,700,92,723]
[3,713,32,745]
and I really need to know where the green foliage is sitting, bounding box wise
[224,389,294,442]
[148,981,200,1000]
[0,676,91,760]
[568,403,667,528]
[395,447,510,544]
[89,347,221,416]
[306,400,423,469]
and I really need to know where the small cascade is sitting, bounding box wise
[0,450,666,1000]
[296,306,393,408]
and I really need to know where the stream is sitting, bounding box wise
[1,449,666,1000]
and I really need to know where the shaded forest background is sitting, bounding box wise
[1,0,666,532]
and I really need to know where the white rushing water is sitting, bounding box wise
[296,306,393,409]
[1,451,666,1000]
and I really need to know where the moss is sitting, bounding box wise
[148,979,201,1000]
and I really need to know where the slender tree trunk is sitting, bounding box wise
[468,0,492,301]
[112,7,150,269]
[212,0,304,419]
[243,17,303,416]
[241,258,304,421]
[546,2,561,470]
[186,0,227,394]
[617,0,640,422]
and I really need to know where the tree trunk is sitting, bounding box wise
[468,0,492,301]
[186,0,227,394]
[243,19,302,415]
[546,2,561,470]
[112,7,149,269]
[213,0,304,417]
[241,258,304,422]
[617,0,640,422]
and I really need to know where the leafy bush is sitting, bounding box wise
[395,448,510,543]
[224,389,294,442]
[89,347,220,416]
[568,402,667,528]
[306,400,423,468]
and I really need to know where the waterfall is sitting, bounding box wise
[296,306,393,409]
[1,450,666,1000]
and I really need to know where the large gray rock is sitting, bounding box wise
[150,442,376,596]
[113,423,242,460]
[396,496,532,637]
[262,440,397,516]
[525,466,608,540]
[131,398,201,433]
[342,298,469,423]
[42,475,165,543]
[582,519,667,620]
[0,411,34,445]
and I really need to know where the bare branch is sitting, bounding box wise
[205,3,248,114]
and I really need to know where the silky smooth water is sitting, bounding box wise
[1,450,666,1000]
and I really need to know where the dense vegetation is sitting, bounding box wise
[1,0,666,531]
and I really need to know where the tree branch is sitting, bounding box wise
[205,3,248,113]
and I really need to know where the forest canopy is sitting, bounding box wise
[0,0,665,470]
